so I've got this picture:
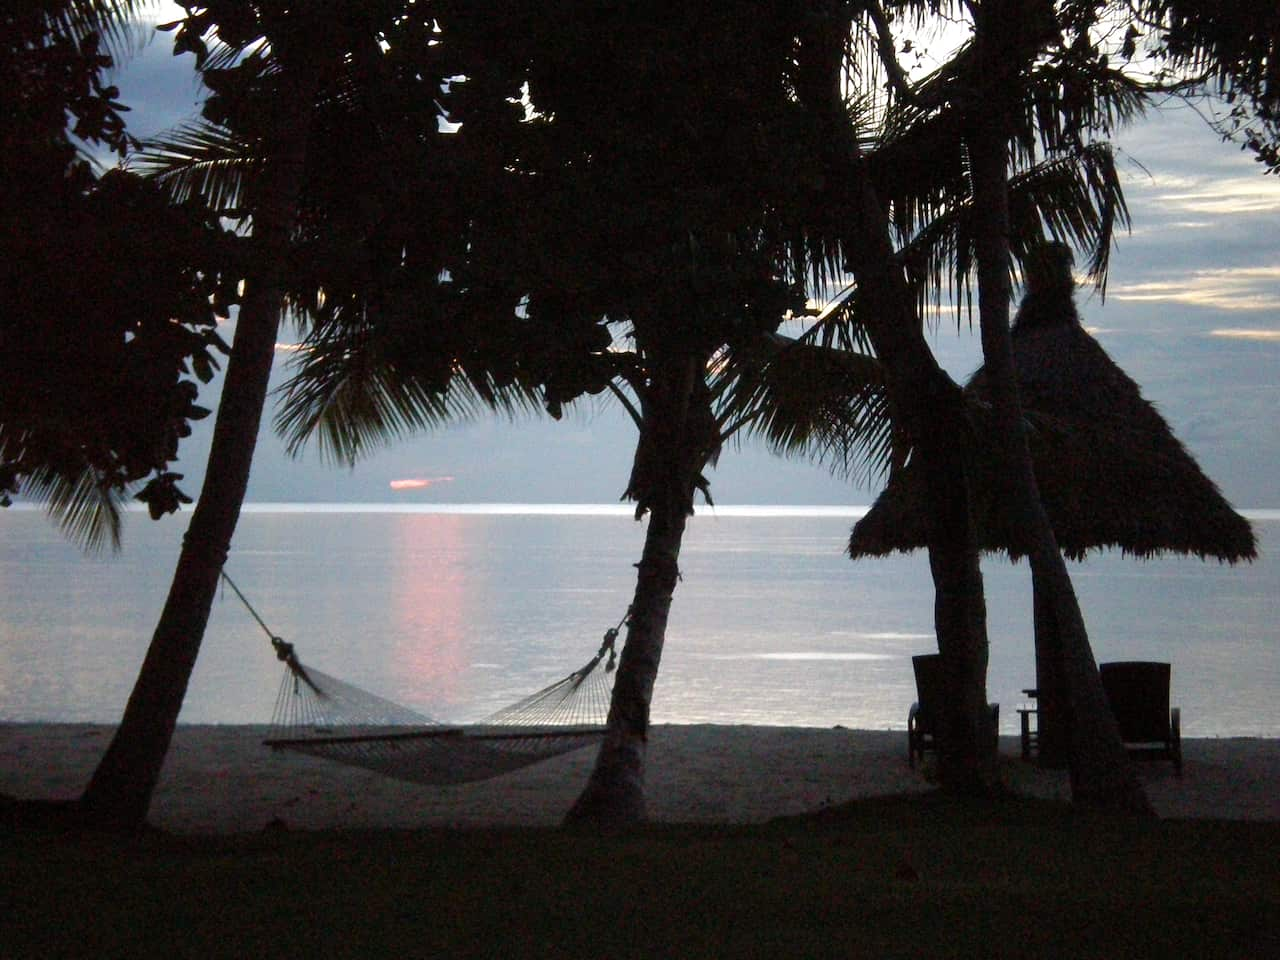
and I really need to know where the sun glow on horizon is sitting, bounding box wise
[390,477,456,491]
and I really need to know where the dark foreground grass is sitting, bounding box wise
[3,792,1277,959]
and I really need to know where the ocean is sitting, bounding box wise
[1,504,1276,736]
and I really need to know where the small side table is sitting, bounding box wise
[1017,687,1039,761]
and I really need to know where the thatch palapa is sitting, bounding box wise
[849,246,1256,564]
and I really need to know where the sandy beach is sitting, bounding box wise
[2,724,1277,832]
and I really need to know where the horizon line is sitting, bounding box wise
[242,502,1280,521]
[6,502,1280,520]
[236,502,874,518]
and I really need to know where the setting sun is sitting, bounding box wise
[389,477,455,491]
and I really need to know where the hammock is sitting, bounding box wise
[221,571,622,786]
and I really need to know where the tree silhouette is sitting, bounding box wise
[276,2,850,825]
[1,1,233,548]
[726,0,1154,805]
[961,0,1149,812]
[80,1,554,828]
[77,4,329,827]
[1131,0,1280,172]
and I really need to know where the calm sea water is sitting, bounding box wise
[1,504,1276,736]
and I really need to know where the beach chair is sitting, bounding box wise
[1017,688,1039,761]
[907,654,999,766]
[1099,661,1182,775]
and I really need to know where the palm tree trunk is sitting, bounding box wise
[919,411,996,793]
[793,4,997,793]
[842,167,999,795]
[564,498,688,826]
[1031,579,1069,767]
[964,24,1151,812]
[565,354,715,827]
[1028,552,1150,809]
[78,88,314,830]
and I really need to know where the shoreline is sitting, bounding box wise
[3,723,1277,832]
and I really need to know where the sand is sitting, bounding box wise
[2,724,1277,833]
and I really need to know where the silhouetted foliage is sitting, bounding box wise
[0,2,235,546]
[1132,0,1280,172]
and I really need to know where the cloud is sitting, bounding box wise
[1124,221,1213,236]
[1151,177,1280,216]
[109,30,205,141]
[1208,329,1280,342]
[1108,266,1280,311]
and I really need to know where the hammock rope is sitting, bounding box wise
[220,570,625,785]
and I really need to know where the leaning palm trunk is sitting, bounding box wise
[565,354,717,826]
[918,411,997,793]
[843,152,998,795]
[78,85,314,830]
[867,295,997,794]
[1027,551,1151,810]
[793,6,997,793]
[1030,582,1070,766]
[564,498,689,825]
[964,12,1151,813]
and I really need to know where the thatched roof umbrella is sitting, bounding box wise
[849,245,1257,564]
[850,243,1255,767]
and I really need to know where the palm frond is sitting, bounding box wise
[1019,58,1150,161]
[889,139,1130,322]
[274,309,541,466]
[867,21,1145,262]
[715,333,894,488]
[47,0,156,61]
[133,119,254,215]
[804,283,883,358]
[21,464,128,552]
[869,103,970,257]
[1010,141,1130,289]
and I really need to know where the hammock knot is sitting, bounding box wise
[601,627,619,673]
[271,636,296,664]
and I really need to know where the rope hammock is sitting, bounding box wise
[220,571,622,785]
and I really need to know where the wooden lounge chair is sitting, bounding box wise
[907,654,999,766]
[1099,661,1182,775]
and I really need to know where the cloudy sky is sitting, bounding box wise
[107,13,1279,510]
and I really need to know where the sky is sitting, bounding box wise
[100,11,1279,510]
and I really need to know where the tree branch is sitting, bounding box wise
[865,1,917,104]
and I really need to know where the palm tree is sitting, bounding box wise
[76,0,504,824]
[789,0,1149,808]
[563,347,722,823]
[267,4,882,825]
[773,0,1002,792]
[730,1,1157,805]
[960,0,1151,812]
[80,0,581,828]
[78,9,326,828]
[841,1,1155,808]
[82,0,601,833]
[515,6,880,826]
